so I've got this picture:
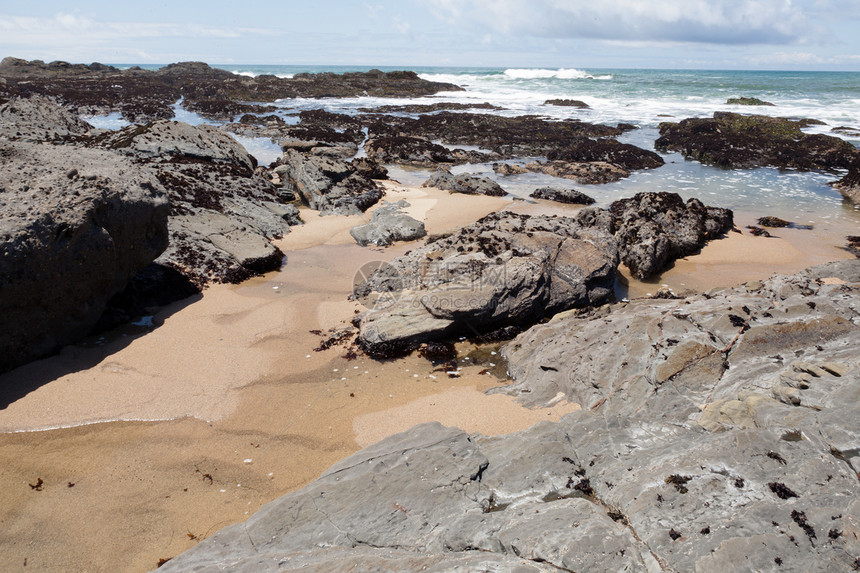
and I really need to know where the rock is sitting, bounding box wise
[349,157,388,180]
[656,112,860,170]
[847,236,860,258]
[832,157,860,205]
[422,168,507,196]
[544,99,590,108]
[0,96,93,142]
[160,261,860,572]
[495,160,631,184]
[529,187,596,205]
[0,141,168,372]
[546,137,665,171]
[758,216,791,228]
[88,121,297,285]
[726,97,775,106]
[350,200,426,247]
[279,149,383,215]
[357,101,504,113]
[353,210,618,356]
[608,192,734,279]
[364,135,458,166]
[1,58,462,122]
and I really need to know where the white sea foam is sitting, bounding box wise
[503,68,612,80]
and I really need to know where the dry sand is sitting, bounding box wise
[0,181,855,572]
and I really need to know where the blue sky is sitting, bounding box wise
[2,0,860,70]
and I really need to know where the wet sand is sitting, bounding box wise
[0,181,856,572]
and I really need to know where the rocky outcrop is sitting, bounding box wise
[529,187,596,205]
[495,160,631,184]
[0,95,94,142]
[422,168,507,196]
[352,210,619,356]
[547,137,665,171]
[0,141,168,372]
[364,135,497,166]
[656,112,860,170]
[608,192,734,279]
[159,262,860,572]
[0,58,462,123]
[89,120,299,285]
[350,200,426,247]
[544,98,590,108]
[278,149,383,216]
[726,97,775,106]
[833,158,860,205]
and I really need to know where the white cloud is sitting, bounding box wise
[423,0,814,45]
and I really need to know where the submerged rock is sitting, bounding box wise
[353,210,618,356]
[350,200,426,247]
[726,97,775,106]
[0,141,168,372]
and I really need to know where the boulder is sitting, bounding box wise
[544,98,590,108]
[529,187,596,205]
[279,149,383,216]
[350,200,426,246]
[422,168,507,196]
[353,210,618,356]
[0,141,168,372]
[608,192,734,279]
[547,137,665,171]
[832,157,860,205]
[726,97,775,106]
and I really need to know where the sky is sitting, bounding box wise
[2,0,860,71]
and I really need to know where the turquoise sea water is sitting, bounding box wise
[100,65,860,228]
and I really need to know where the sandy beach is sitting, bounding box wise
[0,180,856,572]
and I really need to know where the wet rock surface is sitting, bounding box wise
[656,112,860,170]
[833,158,860,205]
[350,200,426,247]
[495,159,631,184]
[160,262,860,573]
[352,210,619,356]
[0,141,169,372]
[609,192,734,279]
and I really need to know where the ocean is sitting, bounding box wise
[90,65,860,227]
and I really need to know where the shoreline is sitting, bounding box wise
[0,180,856,572]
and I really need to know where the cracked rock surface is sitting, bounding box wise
[160,260,860,572]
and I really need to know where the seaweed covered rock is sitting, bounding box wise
[608,192,734,279]
[364,135,496,166]
[0,141,168,372]
[832,157,860,205]
[279,149,383,216]
[547,137,664,171]
[495,160,630,184]
[422,168,507,196]
[726,97,775,106]
[350,200,426,247]
[353,210,618,356]
[529,187,596,205]
[656,112,859,170]
[89,120,298,285]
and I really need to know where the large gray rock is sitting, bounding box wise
[160,261,860,572]
[0,141,168,372]
[353,210,618,356]
[350,200,426,246]
[88,120,299,285]
[0,96,93,142]
[278,148,383,216]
